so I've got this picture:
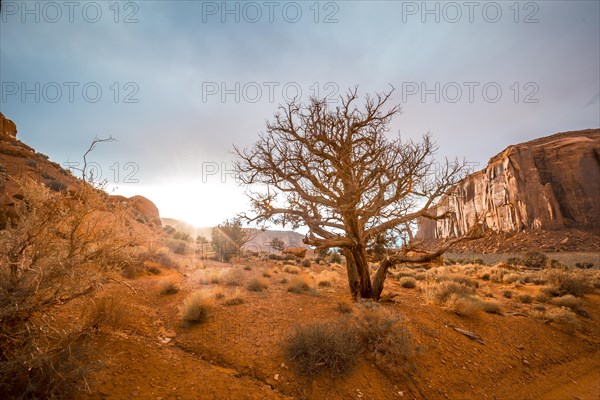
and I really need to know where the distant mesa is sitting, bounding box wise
[417,129,600,242]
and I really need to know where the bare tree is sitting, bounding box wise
[235,87,480,301]
[211,218,259,262]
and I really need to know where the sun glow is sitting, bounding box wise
[109,181,248,228]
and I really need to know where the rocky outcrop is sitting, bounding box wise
[0,113,162,230]
[128,195,161,226]
[417,129,600,239]
[0,113,17,139]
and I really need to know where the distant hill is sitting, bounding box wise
[161,218,309,250]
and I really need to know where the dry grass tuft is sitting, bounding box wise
[399,277,417,288]
[337,301,353,314]
[180,291,211,325]
[86,296,129,330]
[423,281,475,304]
[444,293,482,317]
[287,275,314,294]
[518,294,533,304]
[543,271,591,297]
[224,295,245,306]
[285,321,363,378]
[159,279,179,295]
[246,278,268,292]
[224,269,245,286]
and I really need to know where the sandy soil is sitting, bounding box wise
[75,256,600,400]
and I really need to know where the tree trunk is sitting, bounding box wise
[343,250,360,300]
[345,247,372,300]
[371,258,393,301]
[353,247,372,299]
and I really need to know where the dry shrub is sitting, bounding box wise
[316,270,336,287]
[159,279,179,295]
[480,300,503,314]
[423,281,475,304]
[552,294,580,309]
[393,270,416,280]
[519,294,533,304]
[503,290,513,299]
[544,307,582,333]
[246,278,268,292]
[444,294,482,317]
[86,296,129,331]
[224,296,245,306]
[534,291,551,304]
[519,272,546,285]
[502,273,521,284]
[355,306,415,377]
[180,291,211,325]
[224,269,244,286]
[288,275,314,294]
[285,321,363,378]
[283,265,301,275]
[213,288,225,299]
[543,271,590,297]
[337,301,353,314]
[414,272,427,281]
[262,269,272,278]
[147,265,161,275]
[399,277,417,288]
[199,270,222,285]
[435,272,479,288]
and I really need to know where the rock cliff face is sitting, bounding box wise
[0,113,17,139]
[417,129,600,239]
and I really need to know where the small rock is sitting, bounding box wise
[522,359,530,366]
[274,374,279,381]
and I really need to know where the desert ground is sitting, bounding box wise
[71,247,600,400]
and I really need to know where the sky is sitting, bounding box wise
[1,0,599,227]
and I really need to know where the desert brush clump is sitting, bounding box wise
[424,281,502,317]
[399,276,417,288]
[532,307,582,334]
[354,305,415,377]
[287,275,315,294]
[285,321,363,378]
[85,296,129,331]
[159,279,180,295]
[246,277,268,292]
[337,301,353,314]
[224,269,245,286]
[285,306,414,379]
[180,291,212,325]
[542,271,591,297]
[224,295,245,306]
[423,281,475,304]
[0,179,152,398]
